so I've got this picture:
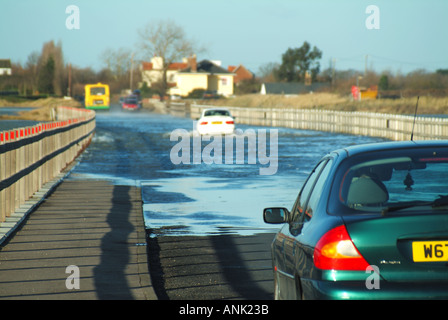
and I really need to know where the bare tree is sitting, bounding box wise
[258,62,280,83]
[138,19,202,98]
[25,51,39,94]
[101,47,133,79]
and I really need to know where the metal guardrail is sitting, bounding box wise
[0,106,96,222]
[190,104,448,141]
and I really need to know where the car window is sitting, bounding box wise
[204,110,230,117]
[304,159,333,220]
[329,147,448,215]
[290,159,329,224]
[90,87,105,95]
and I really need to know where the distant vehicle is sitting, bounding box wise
[196,108,235,135]
[202,90,220,99]
[122,95,140,111]
[84,83,110,110]
[264,140,448,300]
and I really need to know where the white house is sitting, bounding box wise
[0,59,12,76]
[141,55,235,97]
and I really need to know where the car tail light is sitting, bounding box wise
[313,225,369,271]
[200,121,208,125]
[226,121,234,124]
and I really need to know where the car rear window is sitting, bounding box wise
[328,147,448,215]
[204,110,230,117]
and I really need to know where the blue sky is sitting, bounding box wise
[1,0,447,74]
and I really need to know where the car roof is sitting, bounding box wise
[333,140,448,157]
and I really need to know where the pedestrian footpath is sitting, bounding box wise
[0,178,156,300]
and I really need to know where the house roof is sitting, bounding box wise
[228,64,252,74]
[142,62,153,71]
[168,62,188,70]
[180,60,233,75]
[141,61,187,71]
[0,59,11,69]
[228,64,254,83]
[261,82,330,94]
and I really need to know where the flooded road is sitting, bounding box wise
[68,105,385,236]
[65,104,385,300]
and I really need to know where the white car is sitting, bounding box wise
[196,108,235,135]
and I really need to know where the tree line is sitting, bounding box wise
[1,25,447,100]
[0,40,142,99]
[252,41,448,97]
[0,20,200,100]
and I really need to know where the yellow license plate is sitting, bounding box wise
[412,241,448,262]
[212,121,222,124]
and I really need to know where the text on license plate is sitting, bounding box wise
[412,241,448,262]
[212,121,222,124]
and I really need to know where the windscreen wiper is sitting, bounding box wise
[381,196,448,215]
[381,201,431,215]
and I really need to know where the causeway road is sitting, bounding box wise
[0,179,155,300]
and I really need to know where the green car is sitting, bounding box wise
[263,140,448,299]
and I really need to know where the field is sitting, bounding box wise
[0,98,82,121]
[1,93,448,123]
[200,93,448,115]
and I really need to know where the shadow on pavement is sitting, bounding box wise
[146,230,274,300]
[93,185,135,299]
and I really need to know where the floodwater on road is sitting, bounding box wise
[67,106,386,237]
[0,107,39,131]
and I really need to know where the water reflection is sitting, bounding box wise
[68,109,386,237]
[142,176,292,236]
[143,126,385,236]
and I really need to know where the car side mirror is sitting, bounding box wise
[263,207,289,224]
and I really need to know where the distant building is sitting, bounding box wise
[171,59,234,97]
[141,56,188,89]
[141,55,235,97]
[227,65,254,85]
[0,59,12,76]
[260,82,330,95]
